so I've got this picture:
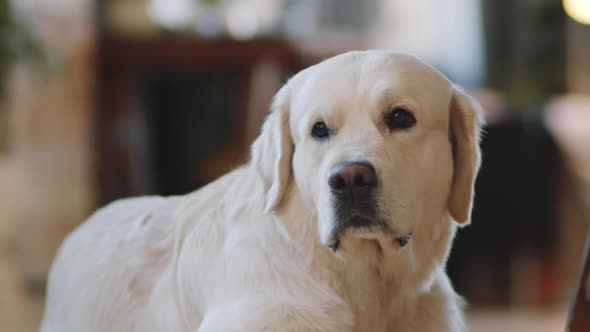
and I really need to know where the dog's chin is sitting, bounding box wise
[325,222,401,259]
[324,231,389,263]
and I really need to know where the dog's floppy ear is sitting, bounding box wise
[250,84,293,213]
[448,85,484,226]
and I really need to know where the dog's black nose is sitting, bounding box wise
[328,162,377,194]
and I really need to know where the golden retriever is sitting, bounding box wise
[40,50,483,332]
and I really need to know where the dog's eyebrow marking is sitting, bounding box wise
[371,87,399,107]
[372,88,418,118]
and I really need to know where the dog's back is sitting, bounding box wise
[40,196,185,331]
[40,168,354,332]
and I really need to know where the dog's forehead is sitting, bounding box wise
[291,51,451,114]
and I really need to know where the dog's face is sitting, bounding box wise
[251,51,483,257]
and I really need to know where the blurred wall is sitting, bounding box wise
[372,0,484,87]
[0,0,95,330]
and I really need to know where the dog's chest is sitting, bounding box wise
[339,265,394,332]
[307,247,396,331]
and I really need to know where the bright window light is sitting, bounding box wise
[148,0,196,31]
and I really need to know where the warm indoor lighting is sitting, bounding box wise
[148,0,196,31]
[563,0,590,25]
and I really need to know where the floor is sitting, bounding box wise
[467,306,568,332]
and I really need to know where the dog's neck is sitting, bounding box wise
[272,179,457,329]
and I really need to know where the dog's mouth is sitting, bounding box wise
[327,224,413,253]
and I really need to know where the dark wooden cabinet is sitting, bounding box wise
[96,38,304,203]
[568,231,590,331]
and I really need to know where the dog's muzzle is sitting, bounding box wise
[328,161,380,231]
[325,161,414,252]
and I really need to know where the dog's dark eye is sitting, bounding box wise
[311,121,330,140]
[385,107,416,130]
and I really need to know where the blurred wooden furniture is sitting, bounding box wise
[96,38,304,204]
[568,229,590,331]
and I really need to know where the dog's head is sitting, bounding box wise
[251,51,483,257]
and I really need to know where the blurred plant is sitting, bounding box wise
[0,0,43,98]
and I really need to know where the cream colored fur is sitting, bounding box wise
[40,50,484,332]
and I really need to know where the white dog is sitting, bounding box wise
[40,50,483,332]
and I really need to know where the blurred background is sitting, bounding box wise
[0,0,589,331]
